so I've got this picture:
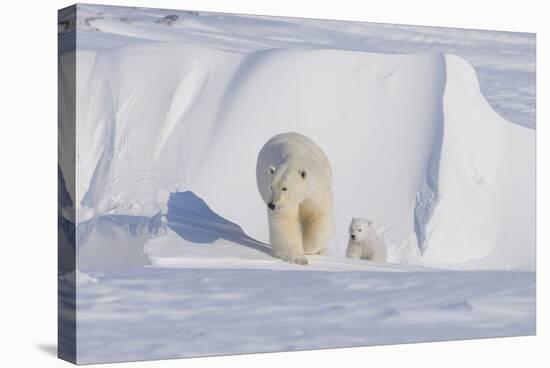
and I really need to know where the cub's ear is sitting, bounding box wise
[299,169,307,179]
[367,220,373,226]
[267,166,276,175]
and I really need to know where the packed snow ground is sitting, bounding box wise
[72,266,535,364]
[57,4,536,363]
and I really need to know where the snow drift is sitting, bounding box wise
[57,6,536,271]
[61,39,535,271]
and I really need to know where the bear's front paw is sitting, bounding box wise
[291,255,309,266]
[272,250,309,265]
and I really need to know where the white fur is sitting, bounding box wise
[346,218,387,262]
[256,132,334,265]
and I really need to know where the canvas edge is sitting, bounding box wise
[58,3,77,365]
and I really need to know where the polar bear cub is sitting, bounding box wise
[346,218,387,262]
[256,132,334,265]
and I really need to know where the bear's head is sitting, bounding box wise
[266,164,308,211]
[349,218,373,242]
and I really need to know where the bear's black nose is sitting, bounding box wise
[268,202,276,210]
[351,234,356,240]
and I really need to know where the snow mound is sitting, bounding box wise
[421,55,535,270]
[76,212,165,271]
[64,40,534,271]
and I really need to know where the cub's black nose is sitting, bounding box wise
[351,234,356,240]
[268,202,276,210]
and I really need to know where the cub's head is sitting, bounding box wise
[266,164,308,211]
[349,218,372,242]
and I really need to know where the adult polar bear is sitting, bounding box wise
[256,132,334,265]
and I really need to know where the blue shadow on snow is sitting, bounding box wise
[166,191,271,255]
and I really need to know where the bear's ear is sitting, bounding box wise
[367,220,373,226]
[299,169,306,179]
[267,166,276,175]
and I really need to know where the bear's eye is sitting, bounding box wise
[270,186,273,190]
[282,187,288,191]
[358,229,362,232]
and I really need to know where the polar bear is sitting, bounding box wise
[256,132,334,265]
[346,218,387,262]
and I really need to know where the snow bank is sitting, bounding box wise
[65,40,534,271]
[76,212,165,271]
[421,55,535,270]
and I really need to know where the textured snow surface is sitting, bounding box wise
[57,4,536,363]
[70,267,534,364]
[72,4,535,128]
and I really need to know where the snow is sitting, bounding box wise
[60,270,98,286]
[421,55,535,270]
[57,4,536,364]
[71,4,535,128]
[77,212,165,271]
[70,267,534,364]
[69,37,534,271]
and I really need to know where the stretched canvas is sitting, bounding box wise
[58,3,536,364]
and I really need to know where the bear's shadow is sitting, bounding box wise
[166,191,271,255]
